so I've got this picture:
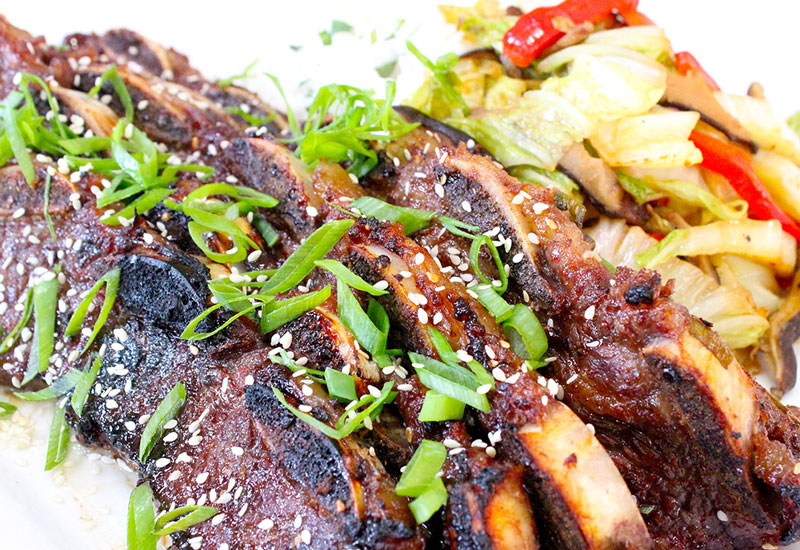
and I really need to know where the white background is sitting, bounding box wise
[1,1,800,548]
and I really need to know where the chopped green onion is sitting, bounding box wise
[252,214,280,247]
[153,505,218,536]
[396,440,447,496]
[71,354,103,417]
[44,405,70,471]
[418,391,465,421]
[181,295,271,341]
[186,220,247,264]
[438,216,481,238]
[315,259,388,296]
[473,284,513,322]
[325,367,357,402]
[269,78,418,177]
[13,368,83,401]
[0,402,17,417]
[269,349,325,383]
[502,305,547,361]
[469,235,508,293]
[260,219,354,295]
[350,197,434,235]
[428,327,494,389]
[260,286,331,333]
[272,381,394,440]
[183,183,278,209]
[337,278,388,359]
[139,382,186,462]
[89,65,134,120]
[0,287,32,353]
[1,94,36,184]
[224,106,277,128]
[408,477,448,523]
[406,41,469,116]
[127,483,158,550]
[43,172,56,242]
[23,276,58,385]
[64,268,120,356]
[217,58,259,87]
[103,188,175,227]
[409,353,489,412]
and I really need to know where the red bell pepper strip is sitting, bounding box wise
[502,0,639,67]
[675,51,720,91]
[690,130,800,240]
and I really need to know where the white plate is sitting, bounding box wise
[1,1,800,548]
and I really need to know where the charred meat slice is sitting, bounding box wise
[364,129,800,550]
[339,219,651,550]
[0,164,424,550]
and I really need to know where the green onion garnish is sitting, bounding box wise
[64,268,120,356]
[88,65,134,120]
[0,402,17,418]
[1,92,36,184]
[272,381,394,440]
[396,440,447,496]
[350,197,434,235]
[473,284,513,323]
[315,259,388,296]
[324,367,357,402]
[43,172,56,242]
[502,304,547,361]
[408,477,448,523]
[139,382,186,462]
[409,352,489,412]
[427,327,494,389]
[337,278,390,363]
[269,78,418,177]
[0,287,33,353]
[418,391,466,421]
[217,58,259,88]
[152,505,218,536]
[260,219,355,296]
[44,404,70,470]
[269,349,325,383]
[260,286,331,333]
[252,214,280,247]
[22,276,58,386]
[181,294,272,341]
[13,368,82,401]
[127,483,158,550]
[71,354,103,417]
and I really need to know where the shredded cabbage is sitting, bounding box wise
[450,90,593,170]
[439,0,514,51]
[716,92,800,166]
[752,149,800,223]
[637,219,797,277]
[589,218,769,348]
[537,44,667,84]
[713,255,781,314]
[584,26,672,61]
[541,54,666,124]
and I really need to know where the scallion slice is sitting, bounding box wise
[350,197,434,235]
[64,268,120,355]
[418,391,465,421]
[183,183,278,209]
[409,353,489,412]
[260,286,331,333]
[0,287,32,353]
[186,220,247,264]
[89,65,134,120]
[408,477,448,523]
[152,505,218,536]
[181,295,271,341]
[43,172,56,241]
[139,382,186,462]
[252,214,280,247]
[0,402,17,418]
[44,404,70,470]
[427,327,494,389]
[502,304,547,361]
[22,276,58,385]
[13,368,83,401]
[473,285,512,323]
[396,440,447,497]
[337,278,386,357]
[127,483,158,550]
[324,368,357,402]
[71,354,103,417]
[1,94,36,184]
[260,219,355,295]
[315,259,388,296]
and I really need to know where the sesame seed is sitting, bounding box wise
[461,201,472,213]
[258,518,274,530]
[155,458,171,468]
[248,250,263,262]
[373,280,389,291]
[12,208,25,219]
[532,203,549,215]
[298,404,312,413]
[717,510,729,522]
[294,515,303,528]
[485,446,497,458]
[417,309,429,324]
[196,472,209,484]
[306,206,318,217]
[584,305,596,320]
[231,446,244,456]
[527,233,540,245]
[492,367,506,382]
[476,384,492,395]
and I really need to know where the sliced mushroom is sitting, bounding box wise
[661,71,755,151]
[762,270,800,394]
[558,142,650,226]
